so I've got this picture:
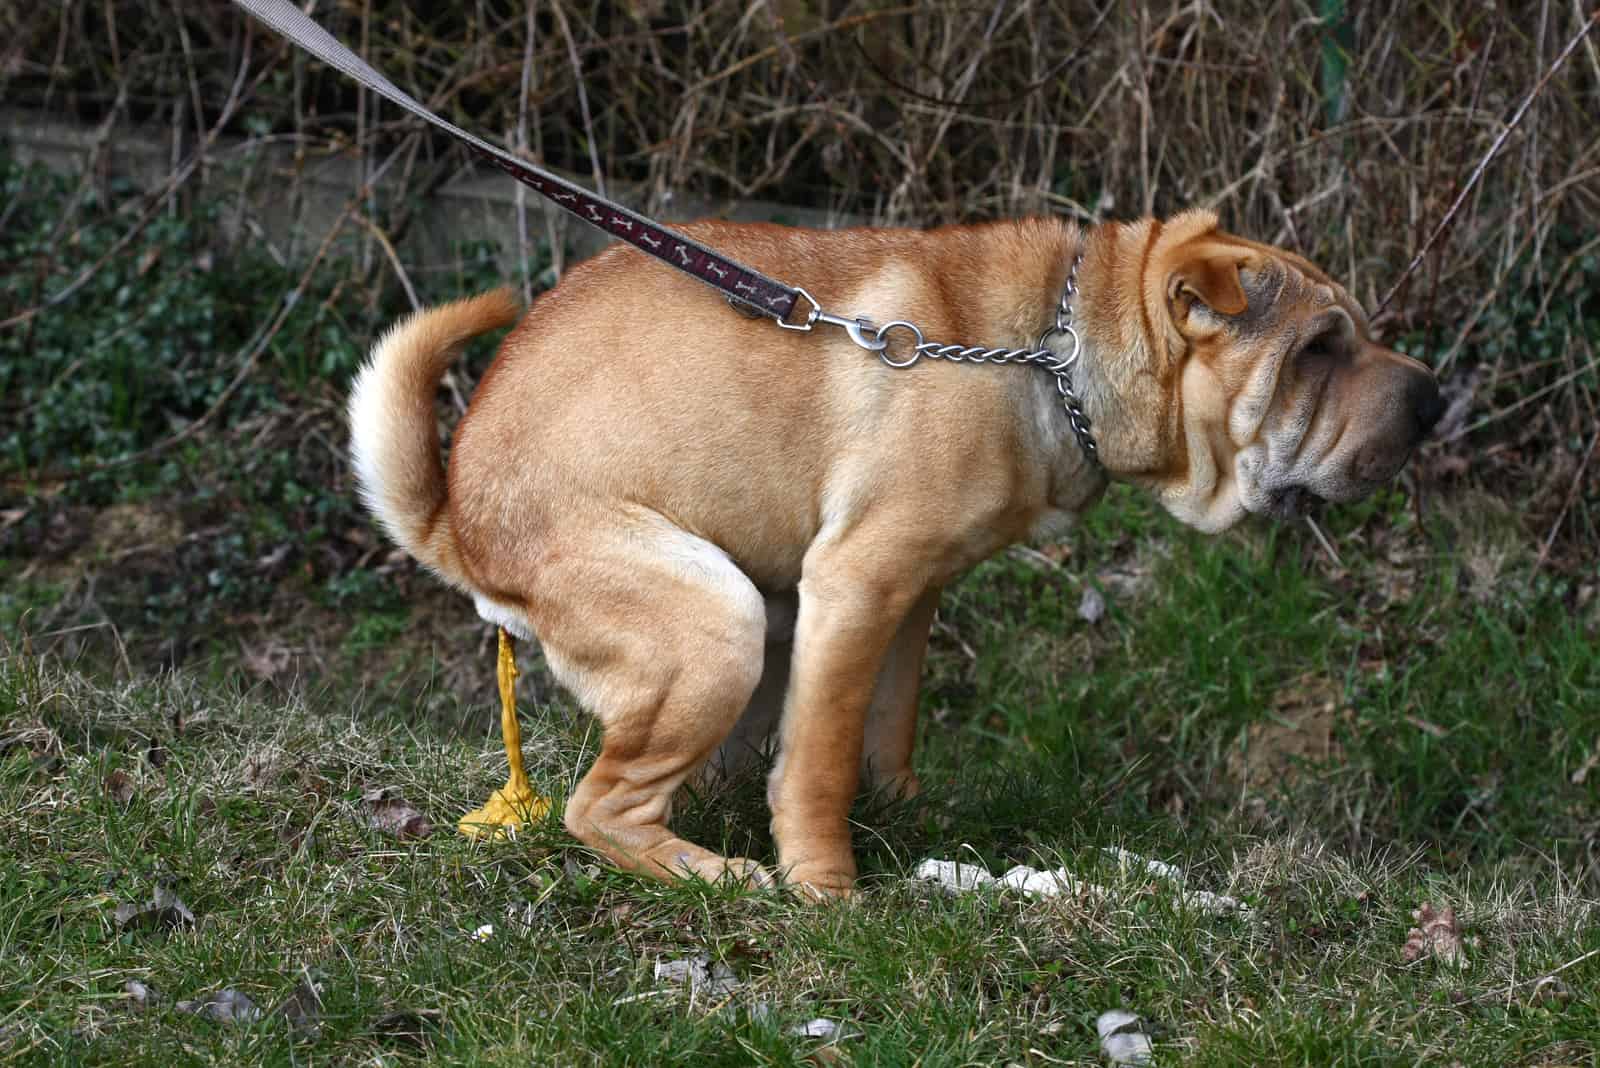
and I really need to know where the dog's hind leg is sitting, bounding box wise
[530,512,773,888]
[695,590,796,789]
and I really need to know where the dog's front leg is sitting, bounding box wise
[860,588,940,801]
[769,539,927,898]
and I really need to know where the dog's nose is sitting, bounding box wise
[1409,373,1445,436]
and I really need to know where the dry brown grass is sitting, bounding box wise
[5,1,1599,552]
[10,3,1594,289]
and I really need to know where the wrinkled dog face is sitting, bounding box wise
[1232,264,1442,521]
[1144,222,1443,532]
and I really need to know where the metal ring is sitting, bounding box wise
[1045,353,1080,376]
[875,320,926,368]
[1036,322,1081,357]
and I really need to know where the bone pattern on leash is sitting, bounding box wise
[470,146,797,316]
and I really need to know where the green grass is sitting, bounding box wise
[3,487,1596,1066]
[3,141,1598,1066]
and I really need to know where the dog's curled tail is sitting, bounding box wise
[347,288,521,585]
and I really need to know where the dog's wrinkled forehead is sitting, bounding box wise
[1234,246,1369,335]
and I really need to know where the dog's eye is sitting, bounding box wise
[1299,331,1341,361]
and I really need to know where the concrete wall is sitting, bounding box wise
[1,107,856,279]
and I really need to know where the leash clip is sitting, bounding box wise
[775,287,887,352]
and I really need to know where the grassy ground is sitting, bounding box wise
[4,478,1597,1066]
[2,131,1599,1062]
[2,42,1598,1054]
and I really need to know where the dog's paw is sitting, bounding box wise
[718,857,778,891]
[653,845,776,892]
[782,865,857,902]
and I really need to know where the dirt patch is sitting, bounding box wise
[1226,674,1347,792]
[7,501,185,583]
[88,503,185,558]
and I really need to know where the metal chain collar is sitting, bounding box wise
[776,254,1099,467]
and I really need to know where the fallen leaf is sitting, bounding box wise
[276,975,322,1039]
[1037,542,1073,565]
[808,1045,849,1066]
[790,1016,862,1062]
[176,988,262,1026]
[363,788,434,839]
[114,887,196,931]
[123,980,158,1012]
[1405,715,1449,739]
[103,770,135,805]
[368,1008,442,1049]
[1403,902,1467,967]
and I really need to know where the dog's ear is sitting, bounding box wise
[1166,252,1248,324]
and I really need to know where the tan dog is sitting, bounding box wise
[349,208,1441,897]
